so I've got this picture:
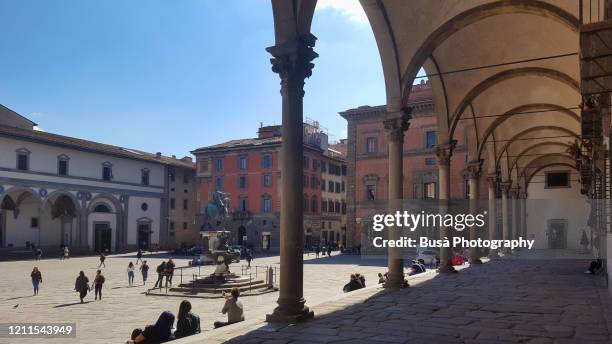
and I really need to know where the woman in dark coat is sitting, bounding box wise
[174,300,200,339]
[74,270,89,303]
[132,311,175,343]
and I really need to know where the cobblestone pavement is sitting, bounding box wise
[0,251,395,343]
[185,259,612,344]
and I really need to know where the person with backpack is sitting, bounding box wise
[140,260,150,285]
[154,261,167,289]
[93,270,105,300]
[98,253,106,268]
[165,259,175,287]
[136,249,143,264]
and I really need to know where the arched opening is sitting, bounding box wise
[1,188,42,248]
[93,204,111,213]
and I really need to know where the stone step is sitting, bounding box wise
[169,281,269,294]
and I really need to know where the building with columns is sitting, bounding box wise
[192,121,347,252]
[341,81,489,249]
[0,105,197,253]
[261,0,612,323]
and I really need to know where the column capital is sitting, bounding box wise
[266,34,318,95]
[467,159,484,179]
[486,173,498,188]
[435,140,457,166]
[383,109,411,143]
[499,180,512,194]
[510,186,521,198]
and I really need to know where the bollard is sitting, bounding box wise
[267,266,274,289]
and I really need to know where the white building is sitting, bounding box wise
[0,105,195,253]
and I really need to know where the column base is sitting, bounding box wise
[384,278,409,289]
[266,306,314,324]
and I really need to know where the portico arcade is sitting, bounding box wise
[265,0,610,323]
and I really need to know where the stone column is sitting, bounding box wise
[383,110,411,288]
[487,175,499,258]
[520,192,528,238]
[511,187,520,242]
[436,140,457,273]
[500,181,512,253]
[266,34,317,323]
[467,160,482,264]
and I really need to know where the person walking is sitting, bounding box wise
[153,261,167,289]
[63,246,70,260]
[246,250,253,268]
[127,262,135,286]
[74,271,89,303]
[166,259,175,287]
[31,267,42,295]
[136,249,143,265]
[93,270,105,300]
[140,260,149,285]
[35,248,42,261]
[327,245,332,257]
[98,253,106,268]
[315,246,320,258]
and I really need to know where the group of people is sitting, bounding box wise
[125,288,245,343]
[153,259,176,289]
[74,270,106,302]
[343,273,366,292]
[313,245,334,258]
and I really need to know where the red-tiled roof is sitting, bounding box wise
[0,124,195,169]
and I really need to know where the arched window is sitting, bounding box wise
[93,204,111,213]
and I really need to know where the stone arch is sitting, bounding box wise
[525,162,577,185]
[509,141,573,176]
[88,193,122,213]
[4,186,42,207]
[493,126,580,166]
[45,190,80,212]
[399,0,580,104]
[449,69,580,139]
[477,104,579,160]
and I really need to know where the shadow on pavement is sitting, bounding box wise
[53,301,93,308]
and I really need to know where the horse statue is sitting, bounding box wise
[204,191,231,229]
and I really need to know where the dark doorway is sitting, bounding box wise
[94,223,111,253]
[238,226,246,245]
[548,219,567,249]
[138,223,151,250]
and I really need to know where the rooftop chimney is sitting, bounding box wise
[181,156,193,163]
[155,152,162,159]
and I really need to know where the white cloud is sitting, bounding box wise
[316,0,368,24]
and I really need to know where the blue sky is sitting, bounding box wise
[0,1,387,158]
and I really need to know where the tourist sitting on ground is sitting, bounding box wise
[378,272,387,284]
[355,273,365,287]
[174,300,201,339]
[342,274,364,293]
[214,287,244,328]
[129,311,175,344]
[585,258,603,275]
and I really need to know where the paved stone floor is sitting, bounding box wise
[0,251,391,343]
[184,259,612,344]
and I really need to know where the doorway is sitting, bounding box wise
[94,223,111,253]
[547,219,567,249]
[138,223,151,250]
